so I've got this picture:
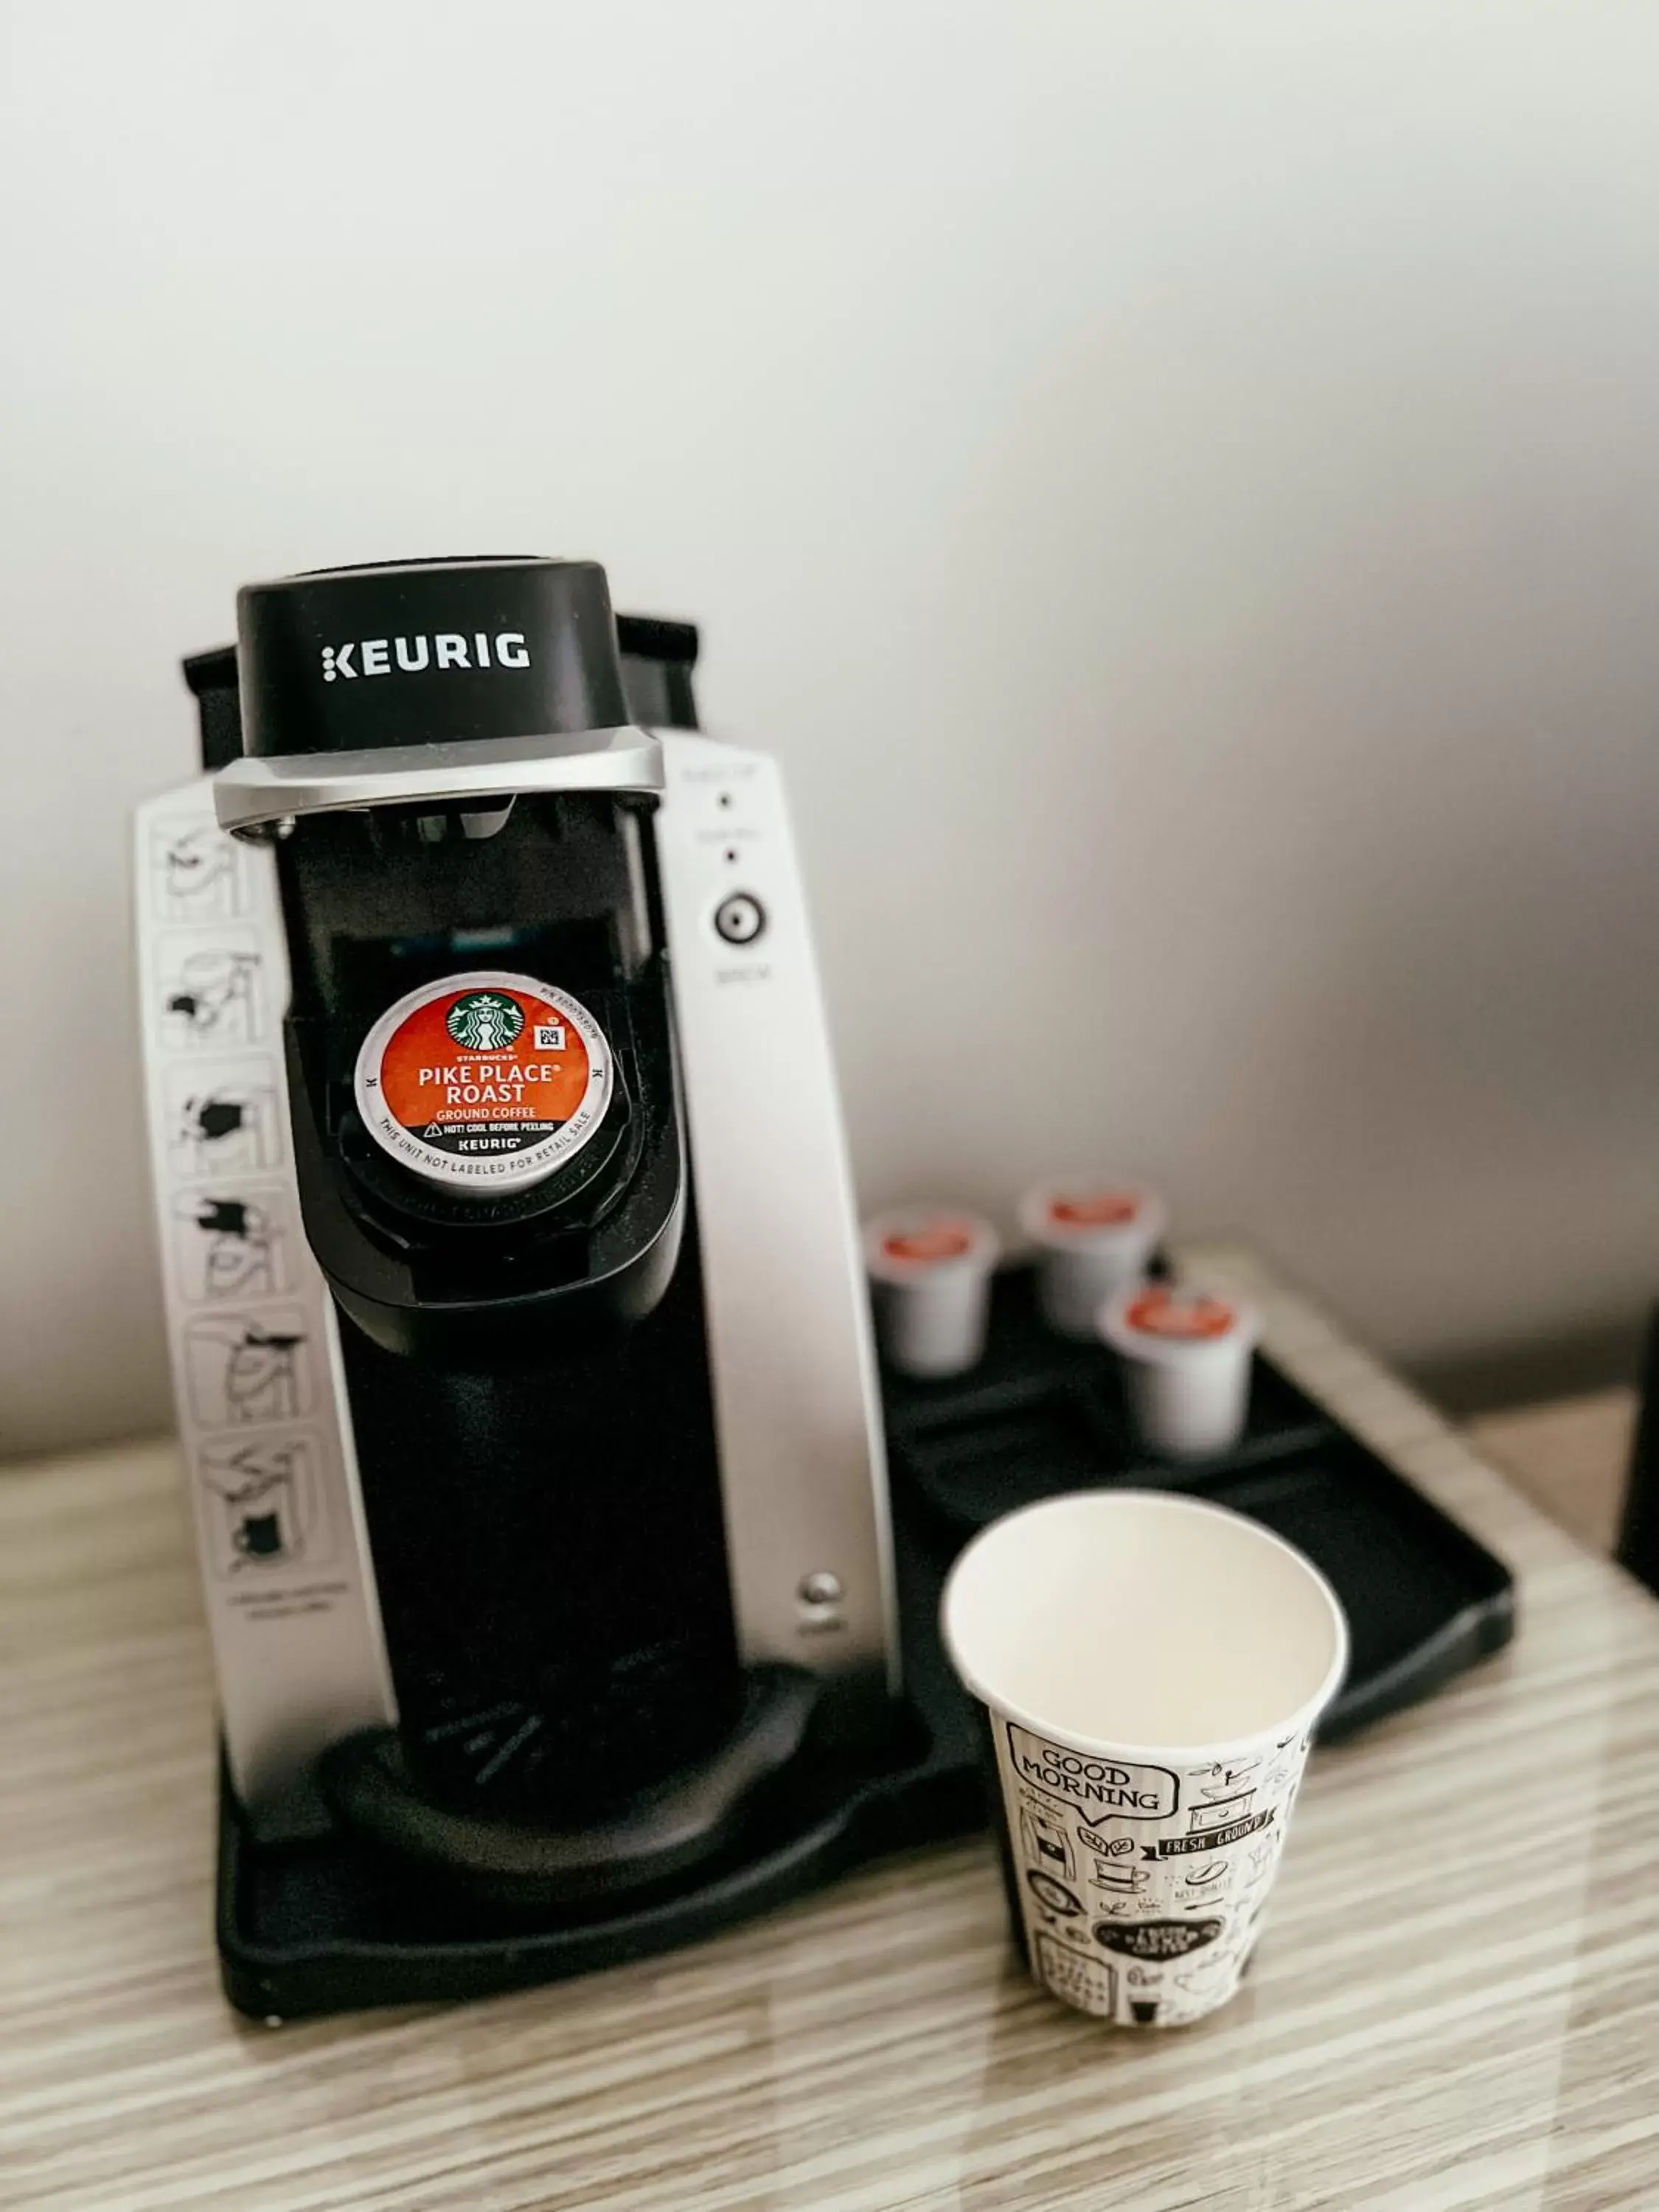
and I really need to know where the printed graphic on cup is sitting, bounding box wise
[354,970,611,1194]
[997,1722,1306,2025]
[1034,1935,1117,2020]
[1019,1804,1076,1882]
[940,1490,1347,2031]
[1088,1836,1150,1896]
[1004,1728,1178,1818]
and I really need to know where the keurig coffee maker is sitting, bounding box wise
[136,556,1520,2023]
[138,559,986,2017]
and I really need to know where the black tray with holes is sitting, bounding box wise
[215,1263,1513,2020]
[885,1265,1516,1739]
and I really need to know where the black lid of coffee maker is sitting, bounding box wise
[235,557,629,758]
[187,599,700,771]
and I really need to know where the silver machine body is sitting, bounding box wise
[137,713,899,1842]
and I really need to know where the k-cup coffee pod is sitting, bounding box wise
[941,1489,1347,2029]
[353,970,612,1194]
[1018,1180,1166,1339]
[1099,1280,1262,1459]
[863,1208,1000,1379]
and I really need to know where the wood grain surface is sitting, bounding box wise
[2,1246,1658,2211]
[1467,1388,1635,1557]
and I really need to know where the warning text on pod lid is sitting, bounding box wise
[1006,1725,1178,1817]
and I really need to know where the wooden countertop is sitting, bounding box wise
[4,1247,1659,2211]
[1467,1388,1635,1557]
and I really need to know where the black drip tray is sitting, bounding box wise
[902,1387,1110,1521]
[215,1263,1514,2020]
[883,1265,1514,1742]
[1203,1453,1512,1733]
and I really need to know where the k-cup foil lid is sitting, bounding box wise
[886,1225,975,1264]
[1100,1281,1262,1363]
[1048,1191,1141,1228]
[1018,1180,1166,1247]
[353,970,611,1194]
[1123,1286,1237,1340]
[863,1208,1000,1282]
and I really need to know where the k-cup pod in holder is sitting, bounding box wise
[1018,1180,1166,1340]
[1100,1281,1261,1458]
[942,1490,1347,2029]
[863,1208,1001,1380]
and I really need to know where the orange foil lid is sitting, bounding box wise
[882,1224,975,1267]
[1048,1191,1142,1230]
[353,971,611,1193]
[1123,1287,1236,1342]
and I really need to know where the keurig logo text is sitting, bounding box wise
[319,632,532,682]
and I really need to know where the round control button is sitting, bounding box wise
[798,1571,843,1608]
[713,891,767,946]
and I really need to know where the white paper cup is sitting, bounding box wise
[942,1489,1346,2028]
[1100,1281,1261,1458]
[1018,1180,1166,1339]
[863,1208,1001,1379]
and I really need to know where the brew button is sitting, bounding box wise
[714,891,766,945]
[799,1571,843,1607]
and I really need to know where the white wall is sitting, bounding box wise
[6,1,1659,1455]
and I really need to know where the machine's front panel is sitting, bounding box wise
[654,731,901,1739]
[140,561,902,1944]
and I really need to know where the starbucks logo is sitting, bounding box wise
[446,990,524,1051]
